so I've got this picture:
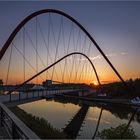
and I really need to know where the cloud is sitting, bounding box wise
[121,52,128,55]
[87,117,98,121]
[101,120,111,124]
[78,52,128,61]
[87,117,111,124]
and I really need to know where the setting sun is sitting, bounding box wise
[93,81,98,86]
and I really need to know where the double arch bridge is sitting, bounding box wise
[0,9,126,98]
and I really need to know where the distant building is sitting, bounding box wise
[31,85,45,90]
[42,80,52,87]
[98,92,107,97]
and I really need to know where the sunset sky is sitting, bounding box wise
[0,1,140,85]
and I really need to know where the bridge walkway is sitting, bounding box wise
[0,126,9,139]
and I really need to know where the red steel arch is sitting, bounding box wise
[0,9,126,86]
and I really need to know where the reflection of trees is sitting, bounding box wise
[103,104,133,119]
[97,123,137,139]
[135,111,140,124]
[53,97,140,124]
[92,108,103,139]
[53,97,79,105]
[100,104,140,124]
[101,78,140,98]
[97,108,138,139]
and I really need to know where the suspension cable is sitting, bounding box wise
[8,52,101,95]
[50,14,62,81]
[35,16,38,84]
[6,43,13,85]
[12,42,44,81]
[73,28,81,82]
[23,27,25,82]
[62,21,73,82]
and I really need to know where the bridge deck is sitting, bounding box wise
[0,126,9,139]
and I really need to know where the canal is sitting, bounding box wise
[17,98,140,139]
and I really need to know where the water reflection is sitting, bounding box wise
[92,107,103,139]
[121,110,137,139]
[63,105,89,138]
[18,98,140,139]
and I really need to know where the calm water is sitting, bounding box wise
[18,98,140,139]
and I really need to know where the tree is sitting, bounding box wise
[0,79,3,86]
[97,123,137,139]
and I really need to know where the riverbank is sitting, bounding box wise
[56,95,140,108]
[10,106,67,139]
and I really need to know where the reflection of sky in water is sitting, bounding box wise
[77,108,128,139]
[77,107,140,139]
[18,99,140,138]
[18,99,80,131]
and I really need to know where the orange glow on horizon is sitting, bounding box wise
[92,81,98,86]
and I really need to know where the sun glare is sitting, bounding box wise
[93,81,98,86]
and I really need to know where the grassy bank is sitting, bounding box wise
[10,106,67,139]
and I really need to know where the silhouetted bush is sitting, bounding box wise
[101,78,140,98]
[97,123,137,139]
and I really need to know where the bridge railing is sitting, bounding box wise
[0,87,89,103]
[0,102,40,139]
